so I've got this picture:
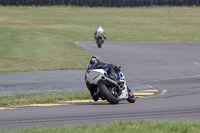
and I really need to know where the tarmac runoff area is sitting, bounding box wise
[0,70,159,110]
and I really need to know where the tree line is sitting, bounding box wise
[0,0,199,7]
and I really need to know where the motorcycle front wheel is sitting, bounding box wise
[97,39,103,48]
[97,80,119,104]
[127,86,136,103]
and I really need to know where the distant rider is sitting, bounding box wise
[94,26,107,43]
[85,56,121,101]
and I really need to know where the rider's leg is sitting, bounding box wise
[107,65,117,81]
[95,37,98,42]
[86,81,99,101]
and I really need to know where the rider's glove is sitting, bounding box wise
[117,65,121,71]
[113,65,121,71]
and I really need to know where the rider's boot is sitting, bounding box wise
[92,92,99,102]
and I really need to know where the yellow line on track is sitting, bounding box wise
[62,99,105,103]
[27,104,69,107]
[0,107,7,110]
[133,93,155,95]
[0,107,15,110]
[0,104,69,110]
[140,90,158,92]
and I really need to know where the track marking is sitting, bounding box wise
[133,92,155,96]
[140,89,158,92]
[0,104,69,110]
[146,85,154,88]
[0,107,8,110]
[26,103,69,107]
[61,100,105,103]
[194,62,200,66]
[0,107,16,110]
[160,89,168,95]
[142,89,167,99]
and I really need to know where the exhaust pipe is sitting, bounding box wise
[101,76,118,86]
[101,76,122,95]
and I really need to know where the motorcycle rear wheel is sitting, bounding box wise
[97,80,119,104]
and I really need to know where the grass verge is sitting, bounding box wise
[0,90,91,107]
[0,120,200,133]
[0,6,200,72]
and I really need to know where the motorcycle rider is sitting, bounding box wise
[94,26,107,43]
[85,56,121,101]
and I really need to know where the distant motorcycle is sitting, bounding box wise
[85,68,136,104]
[95,32,105,48]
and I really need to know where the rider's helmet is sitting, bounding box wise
[89,56,99,64]
[97,26,103,33]
[98,26,102,29]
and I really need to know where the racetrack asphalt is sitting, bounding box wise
[0,70,86,94]
[0,69,152,95]
[0,41,200,130]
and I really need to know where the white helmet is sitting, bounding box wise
[97,26,104,33]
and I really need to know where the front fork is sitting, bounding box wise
[119,83,129,99]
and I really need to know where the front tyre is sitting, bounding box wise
[127,86,136,103]
[97,39,103,48]
[97,80,119,104]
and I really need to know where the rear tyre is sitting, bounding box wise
[97,80,119,104]
[127,86,136,103]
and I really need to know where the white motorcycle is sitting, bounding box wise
[85,68,136,104]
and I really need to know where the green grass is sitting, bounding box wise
[0,6,200,72]
[1,120,200,133]
[0,90,91,107]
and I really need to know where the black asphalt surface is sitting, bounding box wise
[1,41,200,130]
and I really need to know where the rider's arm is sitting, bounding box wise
[94,31,97,38]
[103,32,107,39]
